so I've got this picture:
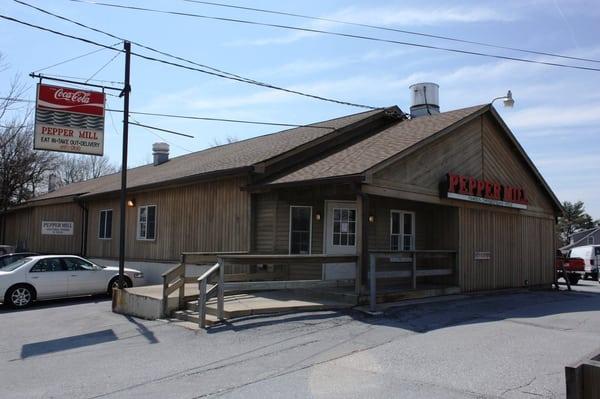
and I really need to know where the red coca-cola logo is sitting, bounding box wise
[37,84,105,116]
[54,88,91,104]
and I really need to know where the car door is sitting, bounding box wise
[64,257,107,296]
[27,258,69,299]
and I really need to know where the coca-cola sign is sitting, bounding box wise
[34,83,105,156]
[37,83,104,116]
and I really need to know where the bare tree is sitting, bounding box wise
[210,135,239,147]
[55,154,118,186]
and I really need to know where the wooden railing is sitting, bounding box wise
[368,250,457,312]
[196,254,358,328]
[161,251,247,317]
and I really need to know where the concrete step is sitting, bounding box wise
[172,310,219,326]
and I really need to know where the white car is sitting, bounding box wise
[0,255,144,308]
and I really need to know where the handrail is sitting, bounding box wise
[197,261,224,328]
[194,254,358,328]
[162,256,186,317]
[368,250,457,313]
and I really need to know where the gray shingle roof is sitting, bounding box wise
[30,108,385,202]
[266,105,487,185]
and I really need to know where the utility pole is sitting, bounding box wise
[118,41,131,288]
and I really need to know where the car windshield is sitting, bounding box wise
[0,257,32,272]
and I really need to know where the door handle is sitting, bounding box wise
[71,274,78,277]
[31,276,39,279]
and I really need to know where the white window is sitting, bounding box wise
[137,205,156,240]
[390,210,415,251]
[289,206,312,254]
[332,207,356,247]
[98,209,112,239]
[588,236,595,245]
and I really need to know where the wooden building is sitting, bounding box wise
[1,92,562,299]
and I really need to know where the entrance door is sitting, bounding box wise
[323,201,358,280]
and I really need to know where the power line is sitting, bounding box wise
[38,73,124,85]
[130,117,194,154]
[65,0,600,73]
[85,49,121,83]
[107,109,336,129]
[11,1,380,110]
[181,0,600,65]
[128,121,195,138]
[0,96,338,129]
[32,44,117,73]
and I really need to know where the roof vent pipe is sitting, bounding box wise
[152,142,170,166]
[409,82,440,118]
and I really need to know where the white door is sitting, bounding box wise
[323,201,358,280]
[64,257,107,295]
[27,258,69,299]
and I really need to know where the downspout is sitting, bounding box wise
[76,199,88,257]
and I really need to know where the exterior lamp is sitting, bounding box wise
[315,213,321,221]
[127,199,135,207]
[368,215,375,223]
[491,90,514,108]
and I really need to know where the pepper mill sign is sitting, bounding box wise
[34,83,105,156]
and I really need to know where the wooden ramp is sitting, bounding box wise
[173,290,356,326]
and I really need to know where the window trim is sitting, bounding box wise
[98,209,113,240]
[390,210,416,251]
[137,205,157,241]
[289,205,312,255]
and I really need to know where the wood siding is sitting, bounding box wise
[85,175,251,261]
[372,115,556,215]
[3,202,83,254]
[458,207,555,291]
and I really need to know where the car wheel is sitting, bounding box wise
[592,272,599,281]
[6,285,34,308]
[107,277,131,296]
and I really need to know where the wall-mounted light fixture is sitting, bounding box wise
[315,213,321,221]
[127,199,135,207]
[368,215,375,223]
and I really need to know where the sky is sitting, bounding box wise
[0,0,599,217]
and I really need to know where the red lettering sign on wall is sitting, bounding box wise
[443,173,528,209]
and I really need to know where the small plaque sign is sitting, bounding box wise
[474,251,491,260]
[41,221,74,236]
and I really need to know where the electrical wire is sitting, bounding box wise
[106,109,336,129]
[180,0,600,65]
[0,95,337,129]
[32,43,119,73]
[85,47,122,83]
[64,0,600,73]
[128,121,195,138]
[3,8,380,110]
[130,117,194,153]
[35,73,124,85]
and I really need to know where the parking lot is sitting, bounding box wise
[1,280,599,398]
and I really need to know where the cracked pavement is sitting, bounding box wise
[1,280,600,398]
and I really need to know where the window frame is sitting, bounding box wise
[588,236,595,245]
[137,205,157,241]
[289,205,312,255]
[98,209,113,240]
[390,210,416,252]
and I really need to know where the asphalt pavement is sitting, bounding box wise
[1,280,599,398]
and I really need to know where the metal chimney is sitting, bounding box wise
[48,173,59,192]
[152,142,170,166]
[409,82,440,118]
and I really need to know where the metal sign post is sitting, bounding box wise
[118,41,131,288]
